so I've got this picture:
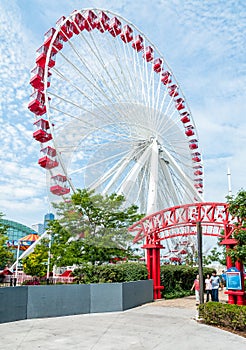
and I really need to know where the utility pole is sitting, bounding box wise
[197,221,204,304]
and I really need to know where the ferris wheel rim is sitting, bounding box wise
[44,8,198,132]
[35,7,204,211]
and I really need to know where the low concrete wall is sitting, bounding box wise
[123,279,153,310]
[90,282,123,313]
[27,284,90,319]
[0,287,28,323]
[0,280,153,324]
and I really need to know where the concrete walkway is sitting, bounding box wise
[0,293,245,350]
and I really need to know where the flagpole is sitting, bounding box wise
[227,167,232,197]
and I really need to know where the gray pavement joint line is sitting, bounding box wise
[89,314,121,350]
[14,321,35,350]
[152,338,163,349]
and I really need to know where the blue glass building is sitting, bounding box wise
[1,219,38,259]
[44,213,55,231]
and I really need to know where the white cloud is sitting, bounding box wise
[0,0,48,227]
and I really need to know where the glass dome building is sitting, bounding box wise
[2,219,38,258]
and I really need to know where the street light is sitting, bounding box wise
[197,221,204,304]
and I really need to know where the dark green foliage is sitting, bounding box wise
[73,262,148,284]
[227,189,246,263]
[0,213,14,269]
[199,302,246,332]
[202,189,246,266]
[227,189,246,220]
[160,265,214,299]
[163,290,192,299]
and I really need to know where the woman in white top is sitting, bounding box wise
[205,274,212,302]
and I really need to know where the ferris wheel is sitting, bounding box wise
[28,8,204,216]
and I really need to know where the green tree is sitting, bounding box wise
[203,246,226,266]
[226,189,246,263]
[0,213,14,269]
[22,240,49,277]
[50,189,144,266]
[23,189,144,271]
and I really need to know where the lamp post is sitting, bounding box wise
[14,240,20,286]
[197,221,204,304]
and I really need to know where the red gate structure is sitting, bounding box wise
[129,202,245,304]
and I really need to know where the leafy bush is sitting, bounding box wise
[22,278,40,285]
[73,262,148,284]
[199,302,246,331]
[160,265,214,298]
[163,290,192,299]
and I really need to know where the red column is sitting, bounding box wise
[221,225,237,304]
[221,225,245,305]
[143,243,164,299]
[226,245,236,304]
[226,246,233,269]
[235,260,246,305]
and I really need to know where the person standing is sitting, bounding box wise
[191,274,200,306]
[205,274,212,302]
[211,270,220,302]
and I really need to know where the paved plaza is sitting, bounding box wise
[0,294,245,350]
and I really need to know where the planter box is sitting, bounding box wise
[123,280,153,310]
[90,280,153,313]
[90,282,122,313]
[27,284,90,319]
[0,280,153,324]
[0,287,28,323]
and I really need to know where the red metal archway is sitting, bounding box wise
[129,202,245,304]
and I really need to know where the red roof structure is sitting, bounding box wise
[60,270,73,277]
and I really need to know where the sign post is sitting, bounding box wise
[226,268,242,290]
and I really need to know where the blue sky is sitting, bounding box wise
[0,0,245,228]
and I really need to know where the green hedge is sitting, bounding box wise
[73,262,148,284]
[198,302,246,332]
[160,265,214,299]
[67,263,214,300]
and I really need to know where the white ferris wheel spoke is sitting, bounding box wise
[117,145,152,196]
[70,148,129,175]
[146,138,159,214]
[99,151,137,194]
[160,146,202,201]
[52,38,138,127]
[159,159,180,204]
